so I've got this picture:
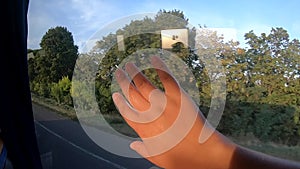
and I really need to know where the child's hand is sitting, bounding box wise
[112,56,235,169]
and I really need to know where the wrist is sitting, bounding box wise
[205,132,237,169]
[183,123,237,169]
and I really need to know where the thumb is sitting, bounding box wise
[130,141,149,157]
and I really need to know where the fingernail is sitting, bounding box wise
[151,56,164,69]
[112,93,118,102]
[115,69,122,78]
[125,62,135,72]
[151,56,159,63]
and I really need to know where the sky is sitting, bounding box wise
[27,0,300,52]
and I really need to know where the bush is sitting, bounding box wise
[50,76,72,105]
[31,81,50,97]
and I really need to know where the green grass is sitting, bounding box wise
[31,93,137,137]
[31,93,78,120]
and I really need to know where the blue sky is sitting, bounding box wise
[28,0,300,52]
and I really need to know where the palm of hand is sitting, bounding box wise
[113,56,234,169]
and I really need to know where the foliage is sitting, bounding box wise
[50,76,72,105]
[28,26,78,98]
[27,10,300,145]
[37,26,78,83]
[85,10,300,145]
[90,9,199,117]
[217,27,300,145]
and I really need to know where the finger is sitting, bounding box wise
[130,141,149,157]
[125,62,156,101]
[112,92,139,121]
[150,56,180,97]
[115,69,150,111]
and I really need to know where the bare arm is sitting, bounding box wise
[230,145,300,169]
[112,56,300,169]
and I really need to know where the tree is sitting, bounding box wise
[87,9,199,115]
[39,26,78,83]
[218,27,300,144]
[29,26,78,97]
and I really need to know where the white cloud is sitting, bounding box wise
[208,28,237,42]
[71,0,102,20]
[236,23,272,47]
[28,0,297,52]
[27,0,124,50]
[28,3,58,49]
[69,0,119,28]
[247,24,272,35]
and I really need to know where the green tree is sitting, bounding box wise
[88,9,199,115]
[219,27,300,145]
[70,9,300,145]
[29,26,78,98]
[40,26,78,83]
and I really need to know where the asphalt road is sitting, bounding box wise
[32,103,159,169]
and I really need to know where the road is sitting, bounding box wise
[32,103,159,169]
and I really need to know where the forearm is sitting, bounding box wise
[229,145,300,169]
[192,130,300,169]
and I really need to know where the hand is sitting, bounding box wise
[112,56,300,169]
[112,56,235,169]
